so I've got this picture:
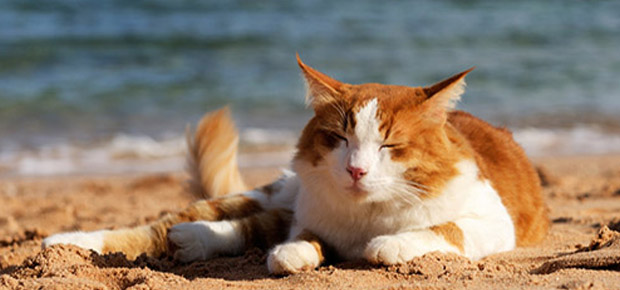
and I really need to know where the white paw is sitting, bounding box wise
[267,241,320,275]
[168,221,242,263]
[42,231,107,253]
[364,235,420,265]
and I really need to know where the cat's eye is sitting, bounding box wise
[333,133,349,146]
[380,144,397,151]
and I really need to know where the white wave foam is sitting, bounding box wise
[0,128,299,177]
[513,126,620,156]
[11,135,188,176]
[241,128,298,146]
[107,134,186,159]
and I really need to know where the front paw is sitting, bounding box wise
[168,221,241,263]
[364,235,417,265]
[267,241,320,275]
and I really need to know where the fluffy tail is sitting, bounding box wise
[186,107,248,199]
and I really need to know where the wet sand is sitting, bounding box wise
[1,154,620,289]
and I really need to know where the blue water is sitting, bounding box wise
[1,0,620,151]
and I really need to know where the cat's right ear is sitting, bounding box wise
[297,54,345,110]
[421,67,474,123]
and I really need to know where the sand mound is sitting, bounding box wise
[384,252,475,278]
[1,245,188,289]
[533,226,620,274]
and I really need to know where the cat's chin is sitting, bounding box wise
[346,184,369,199]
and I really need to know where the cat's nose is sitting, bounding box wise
[346,165,367,181]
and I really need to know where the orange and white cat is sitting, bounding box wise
[43,56,548,275]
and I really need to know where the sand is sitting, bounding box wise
[1,154,620,289]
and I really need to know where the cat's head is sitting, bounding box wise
[293,55,473,205]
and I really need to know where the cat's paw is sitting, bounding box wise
[364,235,420,265]
[42,231,107,253]
[267,241,320,275]
[168,221,242,263]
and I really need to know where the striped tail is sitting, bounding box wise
[186,107,248,199]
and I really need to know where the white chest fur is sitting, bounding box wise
[294,159,515,260]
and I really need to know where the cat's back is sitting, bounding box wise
[447,110,548,246]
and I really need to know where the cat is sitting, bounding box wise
[43,55,549,275]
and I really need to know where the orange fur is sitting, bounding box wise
[186,107,247,199]
[431,222,465,253]
[100,194,266,259]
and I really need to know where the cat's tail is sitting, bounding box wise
[185,107,248,199]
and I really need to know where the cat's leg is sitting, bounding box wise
[169,208,293,262]
[42,195,263,259]
[266,228,327,275]
[43,173,299,260]
[364,215,515,265]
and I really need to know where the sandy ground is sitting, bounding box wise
[1,154,620,289]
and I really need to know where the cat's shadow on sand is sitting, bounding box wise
[91,248,373,281]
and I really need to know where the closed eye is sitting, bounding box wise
[333,133,349,147]
[379,144,397,151]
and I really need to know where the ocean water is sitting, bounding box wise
[1,0,620,176]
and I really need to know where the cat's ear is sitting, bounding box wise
[297,54,345,110]
[421,67,474,122]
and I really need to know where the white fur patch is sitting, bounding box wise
[267,240,321,274]
[42,230,107,253]
[426,159,515,260]
[168,220,244,263]
[353,99,382,145]
[348,98,382,173]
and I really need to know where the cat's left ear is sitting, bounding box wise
[421,67,475,122]
[297,54,346,110]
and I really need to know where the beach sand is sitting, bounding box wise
[1,154,620,289]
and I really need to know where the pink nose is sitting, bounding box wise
[346,165,367,181]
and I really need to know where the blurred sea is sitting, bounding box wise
[1,0,620,176]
